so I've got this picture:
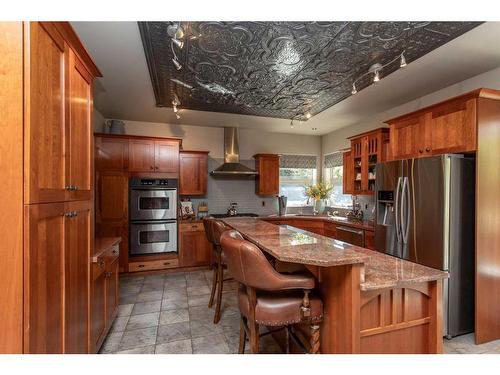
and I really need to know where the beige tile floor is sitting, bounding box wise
[100,270,500,354]
[99,270,281,354]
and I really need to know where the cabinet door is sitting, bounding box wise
[179,225,212,267]
[255,155,280,196]
[24,203,66,353]
[64,200,91,353]
[129,139,155,172]
[342,151,353,194]
[179,153,208,195]
[95,137,129,171]
[389,115,425,160]
[155,140,179,173]
[425,98,477,155]
[105,258,119,325]
[96,171,128,223]
[91,262,106,352]
[25,22,68,204]
[365,230,375,250]
[67,49,93,201]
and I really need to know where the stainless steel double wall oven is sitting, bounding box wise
[129,178,178,255]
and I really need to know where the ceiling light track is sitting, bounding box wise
[351,51,407,95]
[168,22,185,71]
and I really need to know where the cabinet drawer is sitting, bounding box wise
[128,258,179,272]
[180,223,204,232]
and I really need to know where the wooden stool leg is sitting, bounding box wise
[208,253,218,308]
[309,324,320,354]
[213,255,224,324]
[249,320,260,354]
[238,316,247,354]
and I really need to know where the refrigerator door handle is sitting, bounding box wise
[395,177,402,243]
[402,177,410,244]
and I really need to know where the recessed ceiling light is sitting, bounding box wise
[312,127,317,131]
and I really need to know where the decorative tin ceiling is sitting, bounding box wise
[138,22,481,121]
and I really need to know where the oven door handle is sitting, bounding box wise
[130,220,177,225]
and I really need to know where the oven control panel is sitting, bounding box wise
[129,178,178,188]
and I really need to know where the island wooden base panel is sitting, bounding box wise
[275,265,444,354]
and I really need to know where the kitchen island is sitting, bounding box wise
[221,217,448,354]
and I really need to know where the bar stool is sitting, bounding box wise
[220,229,323,354]
[203,217,231,324]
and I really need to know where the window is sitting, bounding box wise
[279,155,317,207]
[323,152,352,208]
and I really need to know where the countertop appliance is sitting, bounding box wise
[129,178,178,255]
[375,154,475,338]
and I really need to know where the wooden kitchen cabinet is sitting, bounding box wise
[179,222,212,267]
[24,203,66,354]
[2,21,101,354]
[129,139,155,172]
[129,138,180,173]
[347,128,389,195]
[254,154,280,196]
[64,200,92,354]
[95,136,129,171]
[24,22,67,204]
[25,23,95,204]
[155,140,180,173]
[95,170,128,223]
[342,150,353,195]
[66,48,93,202]
[179,151,209,196]
[91,238,120,353]
[387,95,477,160]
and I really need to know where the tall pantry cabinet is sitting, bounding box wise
[0,22,101,353]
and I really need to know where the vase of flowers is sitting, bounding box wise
[304,182,333,215]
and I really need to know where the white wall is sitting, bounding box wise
[321,66,500,155]
[98,119,322,160]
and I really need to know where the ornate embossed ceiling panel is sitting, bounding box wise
[138,22,481,120]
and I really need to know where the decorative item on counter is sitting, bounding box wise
[277,195,287,216]
[105,119,126,134]
[179,198,195,220]
[197,202,209,220]
[304,182,332,215]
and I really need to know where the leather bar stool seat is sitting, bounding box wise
[220,229,324,354]
[238,285,323,326]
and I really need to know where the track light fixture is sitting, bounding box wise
[175,113,181,120]
[305,112,312,119]
[290,119,294,129]
[172,94,181,119]
[172,58,182,70]
[400,52,407,68]
[350,51,408,95]
[351,83,357,95]
[171,38,184,49]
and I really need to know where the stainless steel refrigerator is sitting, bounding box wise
[375,154,475,338]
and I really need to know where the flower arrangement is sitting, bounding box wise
[304,182,333,202]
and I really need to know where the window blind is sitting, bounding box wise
[279,154,317,169]
[324,152,343,168]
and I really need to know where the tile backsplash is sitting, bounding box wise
[189,158,278,216]
[187,157,375,219]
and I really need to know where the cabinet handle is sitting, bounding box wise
[64,211,77,218]
[98,260,105,267]
[155,166,159,170]
[418,149,423,154]
[65,185,73,191]
[163,262,170,266]
[138,264,145,268]
[150,166,154,170]
[105,272,112,278]
[425,147,431,152]
[73,185,79,191]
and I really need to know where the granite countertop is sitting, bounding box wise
[263,214,374,231]
[221,217,448,291]
[93,237,121,262]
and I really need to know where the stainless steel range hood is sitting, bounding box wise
[210,127,258,176]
